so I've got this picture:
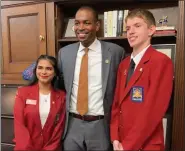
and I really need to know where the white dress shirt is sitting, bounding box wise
[70,38,104,115]
[39,93,50,128]
[131,45,150,69]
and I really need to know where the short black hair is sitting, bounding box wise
[76,6,99,22]
[28,55,59,90]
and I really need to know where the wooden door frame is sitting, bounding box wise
[171,1,184,151]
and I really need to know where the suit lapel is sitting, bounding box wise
[121,57,131,89]
[119,46,154,105]
[101,41,112,97]
[27,84,42,131]
[120,63,144,105]
[67,42,79,110]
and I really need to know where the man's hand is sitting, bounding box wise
[113,140,123,151]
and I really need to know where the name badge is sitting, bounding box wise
[26,99,37,105]
[131,86,144,102]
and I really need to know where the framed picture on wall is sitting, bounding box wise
[152,44,176,65]
[64,18,75,37]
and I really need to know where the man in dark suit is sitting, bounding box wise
[58,6,125,151]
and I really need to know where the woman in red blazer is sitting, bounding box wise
[13,55,66,151]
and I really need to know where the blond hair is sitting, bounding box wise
[125,9,156,27]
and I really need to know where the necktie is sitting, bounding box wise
[77,48,88,115]
[126,59,135,86]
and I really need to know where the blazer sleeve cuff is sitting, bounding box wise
[110,126,119,142]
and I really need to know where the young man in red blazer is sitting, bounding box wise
[110,9,174,151]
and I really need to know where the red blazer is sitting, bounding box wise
[13,84,66,151]
[110,46,173,151]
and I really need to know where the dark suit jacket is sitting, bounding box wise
[58,40,125,139]
[13,84,66,151]
[111,46,174,150]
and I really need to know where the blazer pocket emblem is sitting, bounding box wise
[26,99,37,105]
[131,86,144,103]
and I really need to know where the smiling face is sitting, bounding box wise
[36,59,55,85]
[74,8,100,47]
[126,16,155,52]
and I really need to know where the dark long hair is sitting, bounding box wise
[28,55,59,90]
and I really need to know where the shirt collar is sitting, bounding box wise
[131,44,150,65]
[79,38,100,52]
